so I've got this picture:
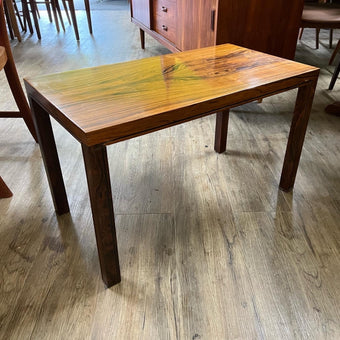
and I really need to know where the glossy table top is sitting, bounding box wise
[25,44,319,146]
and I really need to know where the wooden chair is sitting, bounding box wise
[0,0,38,142]
[299,2,340,64]
[24,0,66,40]
[22,0,92,41]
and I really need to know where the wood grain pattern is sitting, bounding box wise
[0,12,339,339]
[25,44,319,147]
[176,0,216,50]
[216,0,304,59]
[280,79,318,191]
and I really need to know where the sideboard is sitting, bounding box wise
[130,0,304,59]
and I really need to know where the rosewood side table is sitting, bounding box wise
[24,44,319,287]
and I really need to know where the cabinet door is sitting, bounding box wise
[216,0,304,59]
[131,0,151,28]
[177,0,217,51]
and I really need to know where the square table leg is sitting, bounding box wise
[81,144,121,287]
[214,109,230,154]
[29,99,69,215]
[280,80,317,191]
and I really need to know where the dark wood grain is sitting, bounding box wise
[176,0,216,51]
[81,144,121,287]
[29,99,70,214]
[279,79,318,191]
[216,0,304,59]
[214,109,229,154]
[24,44,319,147]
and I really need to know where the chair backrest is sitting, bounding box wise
[0,0,38,142]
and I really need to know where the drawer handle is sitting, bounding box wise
[162,25,168,31]
[161,6,168,12]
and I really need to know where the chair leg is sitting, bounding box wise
[299,27,304,40]
[329,29,333,49]
[84,0,92,34]
[3,2,14,40]
[21,0,34,34]
[67,0,79,40]
[28,0,41,39]
[55,0,65,31]
[61,0,71,24]
[13,0,25,30]
[4,61,38,142]
[0,176,13,198]
[316,28,320,49]
[35,3,40,18]
[4,0,21,41]
[329,39,340,65]
[329,59,340,90]
[45,0,53,22]
[50,0,61,32]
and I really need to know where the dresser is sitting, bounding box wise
[130,0,304,59]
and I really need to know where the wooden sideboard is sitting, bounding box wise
[130,0,304,59]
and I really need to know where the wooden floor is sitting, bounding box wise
[0,9,339,340]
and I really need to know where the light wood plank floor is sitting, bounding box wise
[0,8,339,340]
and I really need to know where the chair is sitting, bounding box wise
[25,0,92,41]
[0,0,38,142]
[22,0,66,40]
[299,2,340,64]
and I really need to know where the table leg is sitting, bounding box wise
[279,79,317,191]
[29,99,70,214]
[214,109,229,153]
[140,29,145,49]
[81,144,121,287]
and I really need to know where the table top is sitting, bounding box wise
[25,44,319,146]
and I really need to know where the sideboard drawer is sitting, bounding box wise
[152,0,176,16]
[153,16,176,43]
[152,0,177,43]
